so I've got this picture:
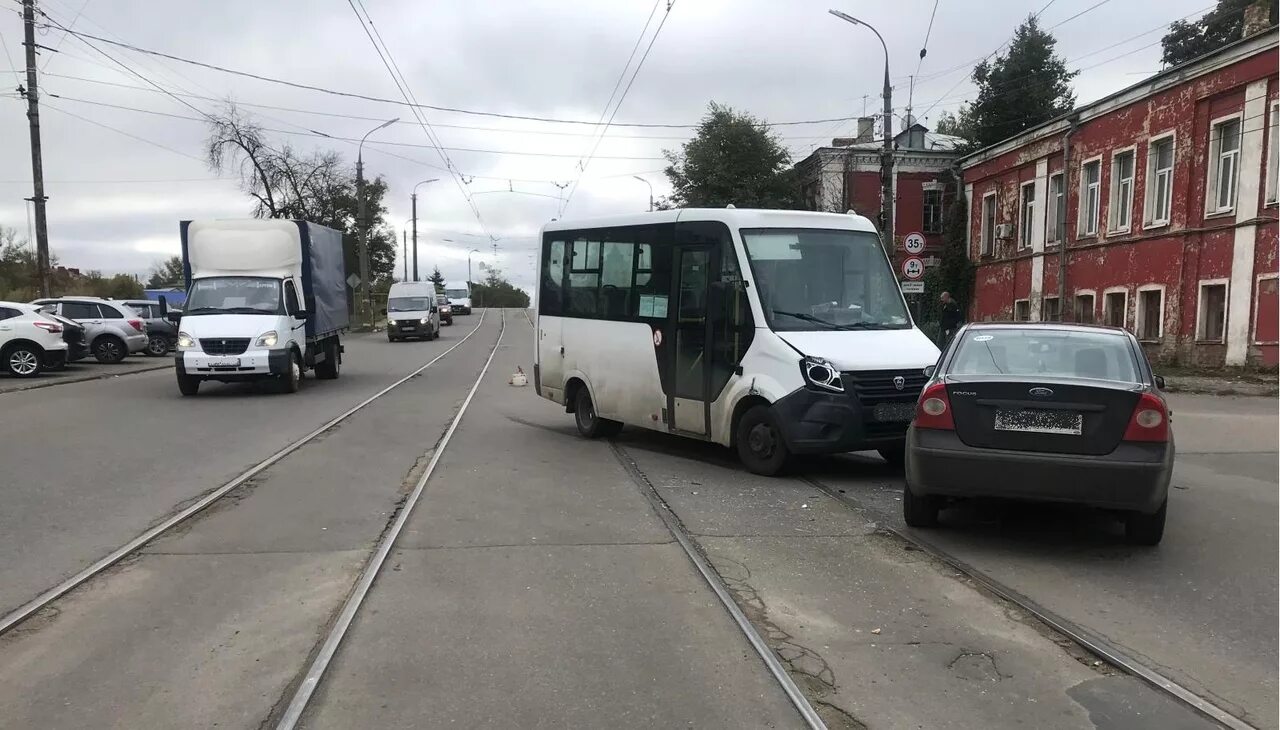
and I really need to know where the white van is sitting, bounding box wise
[384,281,441,342]
[533,208,940,475]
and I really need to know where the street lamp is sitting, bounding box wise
[411,178,438,282]
[633,175,654,212]
[829,9,893,254]
[355,117,399,328]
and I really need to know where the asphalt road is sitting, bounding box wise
[809,393,1279,729]
[0,315,489,619]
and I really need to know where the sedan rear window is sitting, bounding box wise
[950,329,1139,382]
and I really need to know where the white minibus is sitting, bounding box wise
[533,208,940,475]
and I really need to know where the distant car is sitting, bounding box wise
[0,301,69,378]
[122,299,179,356]
[29,297,148,363]
[383,282,440,342]
[436,293,453,326]
[445,288,472,315]
[904,322,1174,545]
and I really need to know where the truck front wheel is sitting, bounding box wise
[279,352,302,393]
[177,373,201,396]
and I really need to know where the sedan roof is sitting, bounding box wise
[966,321,1133,336]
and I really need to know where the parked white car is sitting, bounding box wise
[0,301,69,378]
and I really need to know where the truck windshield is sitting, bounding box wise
[185,277,283,315]
[741,228,910,331]
[445,289,468,299]
[388,296,433,312]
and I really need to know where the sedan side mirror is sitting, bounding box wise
[1154,374,1166,390]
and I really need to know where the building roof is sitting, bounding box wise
[958,27,1278,168]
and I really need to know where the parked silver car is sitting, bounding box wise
[30,297,148,363]
[122,299,179,357]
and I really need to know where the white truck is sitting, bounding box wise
[169,219,348,396]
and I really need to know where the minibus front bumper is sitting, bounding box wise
[771,381,921,454]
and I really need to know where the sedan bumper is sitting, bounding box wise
[906,428,1172,513]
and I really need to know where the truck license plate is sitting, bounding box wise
[994,409,1082,435]
[207,358,240,368]
[873,402,916,422]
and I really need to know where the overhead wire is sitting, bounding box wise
[560,0,676,215]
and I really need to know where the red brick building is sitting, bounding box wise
[959,28,1279,367]
[796,119,965,269]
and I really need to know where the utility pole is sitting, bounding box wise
[880,61,894,257]
[402,229,407,281]
[22,0,51,297]
[355,155,370,326]
[410,194,417,282]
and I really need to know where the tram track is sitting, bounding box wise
[0,309,496,638]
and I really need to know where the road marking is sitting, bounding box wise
[802,476,1256,730]
[0,310,495,638]
[610,442,829,730]
[275,309,508,729]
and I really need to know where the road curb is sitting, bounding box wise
[0,361,173,395]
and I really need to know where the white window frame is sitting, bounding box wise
[1013,298,1030,322]
[1018,180,1036,250]
[1108,145,1136,233]
[1046,171,1065,245]
[1254,272,1279,345]
[1144,131,1176,227]
[1073,289,1097,323]
[1206,112,1244,216]
[980,191,997,256]
[1102,286,1129,330]
[1042,296,1061,322]
[1135,284,1166,341]
[1079,155,1103,237]
[1266,101,1278,206]
[1196,278,1230,342]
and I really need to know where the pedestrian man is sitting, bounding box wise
[939,291,963,346]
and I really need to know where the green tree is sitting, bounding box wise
[470,269,530,308]
[965,16,1077,149]
[1161,0,1277,67]
[427,267,446,288]
[932,108,976,152]
[662,102,800,209]
[205,105,397,294]
[146,255,185,288]
[922,184,975,333]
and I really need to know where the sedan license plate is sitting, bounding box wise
[207,358,240,368]
[873,402,916,422]
[994,409,1082,435]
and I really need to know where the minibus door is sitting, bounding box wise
[668,228,719,437]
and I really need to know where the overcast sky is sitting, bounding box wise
[0,0,1215,292]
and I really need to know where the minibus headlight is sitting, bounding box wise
[801,357,843,393]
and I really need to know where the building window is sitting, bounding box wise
[1042,297,1061,322]
[1109,149,1135,232]
[1145,135,1175,226]
[1197,282,1228,342]
[1046,172,1065,244]
[1267,102,1278,206]
[1074,293,1095,323]
[1080,159,1101,236]
[980,192,996,256]
[1014,299,1030,321]
[1137,287,1164,341]
[1207,116,1242,215]
[923,189,943,234]
[1103,290,1127,329]
[1256,275,1278,344]
[1018,181,1035,249]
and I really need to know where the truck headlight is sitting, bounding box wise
[177,332,195,349]
[801,356,843,393]
[255,330,278,347]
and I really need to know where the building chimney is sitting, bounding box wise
[855,117,875,143]
[1243,0,1270,38]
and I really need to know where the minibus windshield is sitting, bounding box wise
[741,228,910,331]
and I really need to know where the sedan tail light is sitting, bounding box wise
[128,319,145,332]
[1123,392,1169,442]
[914,382,955,430]
[33,321,63,333]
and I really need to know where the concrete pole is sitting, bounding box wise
[22,0,50,297]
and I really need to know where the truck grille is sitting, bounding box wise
[200,338,250,355]
[842,368,929,438]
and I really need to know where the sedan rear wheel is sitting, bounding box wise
[92,335,127,363]
[145,334,169,357]
[1124,498,1167,546]
[902,481,941,528]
